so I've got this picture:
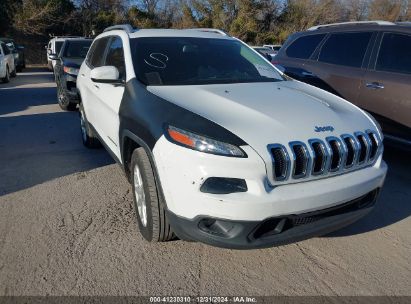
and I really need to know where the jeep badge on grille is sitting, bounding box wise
[315,126,335,132]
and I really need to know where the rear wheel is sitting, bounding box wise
[2,66,10,83]
[131,148,174,242]
[79,103,101,148]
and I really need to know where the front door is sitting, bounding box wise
[90,36,126,160]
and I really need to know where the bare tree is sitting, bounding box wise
[368,0,403,21]
[344,0,370,20]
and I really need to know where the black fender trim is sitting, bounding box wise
[121,129,170,209]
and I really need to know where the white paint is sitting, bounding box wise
[153,135,387,221]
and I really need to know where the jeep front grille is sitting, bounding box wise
[268,130,382,182]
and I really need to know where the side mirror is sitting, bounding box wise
[91,66,123,84]
[49,54,58,61]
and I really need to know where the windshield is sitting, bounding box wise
[131,37,284,86]
[55,41,64,54]
[62,40,91,58]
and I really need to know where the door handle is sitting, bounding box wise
[94,84,100,89]
[80,73,85,77]
[366,82,384,89]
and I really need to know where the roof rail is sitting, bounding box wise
[50,35,83,39]
[103,24,136,33]
[187,28,229,36]
[307,20,395,31]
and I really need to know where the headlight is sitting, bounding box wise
[166,125,246,157]
[63,66,79,75]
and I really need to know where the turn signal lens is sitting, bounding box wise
[166,125,246,157]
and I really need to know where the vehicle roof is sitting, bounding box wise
[303,22,411,35]
[126,29,233,40]
[62,38,93,42]
[50,36,85,42]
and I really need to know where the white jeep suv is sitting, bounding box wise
[0,41,16,83]
[76,25,387,249]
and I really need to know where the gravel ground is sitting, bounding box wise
[0,69,410,296]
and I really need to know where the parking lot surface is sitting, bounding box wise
[0,69,410,296]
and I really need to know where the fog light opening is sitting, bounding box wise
[200,177,247,194]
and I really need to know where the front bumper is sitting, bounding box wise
[167,189,379,249]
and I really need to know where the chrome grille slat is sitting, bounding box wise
[365,129,381,162]
[268,130,382,182]
[341,134,360,168]
[268,144,290,181]
[308,139,328,175]
[326,137,344,172]
[355,131,372,164]
[289,141,310,179]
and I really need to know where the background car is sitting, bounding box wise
[46,36,81,71]
[263,44,282,55]
[0,42,16,83]
[275,21,411,146]
[52,38,92,110]
[252,46,276,62]
[0,38,25,72]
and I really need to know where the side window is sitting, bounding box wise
[286,34,326,59]
[2,44,10,55]
[318,32,372,68]
[105,36,126,80]
[89,37,110,68]
[376,33,411,75]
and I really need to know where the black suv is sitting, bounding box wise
[52,38,92,110]
[275,21,411,145]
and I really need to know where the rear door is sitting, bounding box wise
[358,31,411,132]
[88,36,126,160]
[79,36,111,130]
[303,31,375,105]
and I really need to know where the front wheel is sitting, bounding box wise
[57,81,76,111]
[131,148,174,242]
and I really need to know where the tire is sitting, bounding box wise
[10,67,16,77]
[57,81,76,111]
[2,66,10,83]
[131,147,174,242]
[79,102,101,148]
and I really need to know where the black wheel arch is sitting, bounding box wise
[121,129,169,210]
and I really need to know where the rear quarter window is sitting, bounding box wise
[376,32,411,75]
[285,34,326,59]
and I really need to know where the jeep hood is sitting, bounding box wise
[147,80,378,157]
